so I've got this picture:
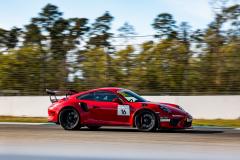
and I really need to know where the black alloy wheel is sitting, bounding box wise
[135,110,157,132]
[59,108,81,130]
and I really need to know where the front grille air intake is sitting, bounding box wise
[183,122,192,127]
[169,118,180,126]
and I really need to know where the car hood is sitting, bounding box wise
[142,102,187,115]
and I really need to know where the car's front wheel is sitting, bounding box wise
[135,110,157,132]
[59,107,81,130]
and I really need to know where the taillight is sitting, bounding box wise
[48,112,55,117]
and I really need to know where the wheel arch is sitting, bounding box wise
[57,105,81,123]
[130,108,157,127]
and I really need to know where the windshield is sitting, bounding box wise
[117,90,147,102]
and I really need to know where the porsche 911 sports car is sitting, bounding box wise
[46,88,193,132]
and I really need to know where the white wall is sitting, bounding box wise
[0,96,239,119]
[0,96,51,117]
[142,96,240,119]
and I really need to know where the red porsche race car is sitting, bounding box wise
[46,88,193,132]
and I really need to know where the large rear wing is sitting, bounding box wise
[46,89,78,103]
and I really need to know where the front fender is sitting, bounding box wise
[129,105,160,127]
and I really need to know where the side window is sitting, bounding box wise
[95,91,120,102]
[76,92,94,101]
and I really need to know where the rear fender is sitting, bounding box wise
[55,101,83,123]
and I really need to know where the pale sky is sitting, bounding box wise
[0,0,238,36]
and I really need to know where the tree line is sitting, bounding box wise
[0,1,240,95]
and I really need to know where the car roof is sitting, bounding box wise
[77,88,126,95]
[87,87,125,92]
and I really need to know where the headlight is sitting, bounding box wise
[176,105,185,111]
[159,105,171,114]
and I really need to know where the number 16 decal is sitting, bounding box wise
[117,105,130,116]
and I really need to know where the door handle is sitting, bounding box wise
[92,106,99,109]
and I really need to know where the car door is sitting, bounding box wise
[91,91,131,123]
[75,92,99,123]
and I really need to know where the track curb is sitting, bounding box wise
[193,126,237,129]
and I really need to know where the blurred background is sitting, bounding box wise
[1,0,240,96]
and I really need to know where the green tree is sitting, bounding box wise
[132,41,157,91]
[133,39,186,93]
[23,23,47,94]
[0,47,43,93]
[114,45,135,88]
[152,13,177,39]
[202,6,228,90]
[80,47,107,90]
[0,27,21,52]
[87,11,114,48]
[223,4,240,42]
[118,22,137,44]
[24,4,89,93]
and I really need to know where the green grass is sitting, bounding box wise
[0,116,239,128]
[193,119,240,128]
[0,116,49,123]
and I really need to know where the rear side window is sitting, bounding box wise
[76,92,94,101]
[95,91,120,102]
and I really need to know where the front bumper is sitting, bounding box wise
[157,113,193,129]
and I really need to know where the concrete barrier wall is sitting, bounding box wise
[0,96,51,117]
[142,96,240,119]
[0,96,239,119]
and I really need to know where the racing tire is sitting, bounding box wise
[135,110,157,132]
[87,126,101,130]
[59,107,81,130]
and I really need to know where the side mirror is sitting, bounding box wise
[113,98,122,104]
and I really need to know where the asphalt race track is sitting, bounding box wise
[0,124,240,160]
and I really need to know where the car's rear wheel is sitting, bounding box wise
[87,126,101,130]
[135,110,157,132]
[59,108,81,130]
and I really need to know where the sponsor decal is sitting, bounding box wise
[160,117,170,122]
[172,115,182,117]
[160,119,170,122]
[117,105,130,116]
